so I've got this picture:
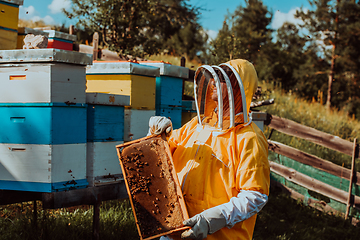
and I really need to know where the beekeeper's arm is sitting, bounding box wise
[181,190,268,239]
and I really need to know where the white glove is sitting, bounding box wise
[181,190,268,239]
[147,116,173,137]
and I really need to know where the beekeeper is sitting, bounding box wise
[148,59,270,240]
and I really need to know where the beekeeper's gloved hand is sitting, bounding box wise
[147,116,173,137]
[181,190,268,240]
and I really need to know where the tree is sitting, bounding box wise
[296,0,360,113]
[209,0,272,65]
[64,0,207,58]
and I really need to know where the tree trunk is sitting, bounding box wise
[326,46,335,110]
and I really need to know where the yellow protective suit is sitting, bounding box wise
[168,59,270,240]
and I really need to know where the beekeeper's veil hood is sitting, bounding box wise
[194,59,258,130]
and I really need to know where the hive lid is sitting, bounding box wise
[2,0,23,6]
[42,30,77,42]
[86,61,160,77]
[140,62,189,78]
[86,92,130,106]
[18,27,50,36]
[0,49,93,65]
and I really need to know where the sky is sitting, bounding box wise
[19,0,311,39]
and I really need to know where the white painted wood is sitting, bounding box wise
[86,141,123,186]
[0,63,86,103]
[0,143,86,183]
[51,143,86,182]
[124,109,155,142]
[86,61,159,77]
[86,92,130,106]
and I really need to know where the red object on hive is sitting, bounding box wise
[47,39,73,51]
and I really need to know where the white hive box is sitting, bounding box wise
[87,141,124,186]
[0,49,92,104]
[0,143,87,192]
[124,109,156,142]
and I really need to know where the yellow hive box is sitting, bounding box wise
[0,0,23,50]
[86,61,160,110]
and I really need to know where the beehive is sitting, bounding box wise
[42,29,77,51]
[0,49,92,192]
[16,27,49,49]
[86,93,130,186]
[86,61,159,110]
[0,0,23,50]
[181,100,197,126]
[86,93,129,142]
[0,49,91,104]
[124,109,156,142]
[140,62,188,129]
[0,103,87,145]
[0,143,87,192]
[116,135,189,240]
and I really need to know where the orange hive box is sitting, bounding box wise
[116,135,189,240]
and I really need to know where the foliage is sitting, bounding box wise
[209,0,273,65]
[295,0,360,114]
[64,0,207,59]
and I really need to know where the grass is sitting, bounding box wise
[255,81,360,171]
[1,187,359,240]
[0,200,138,240]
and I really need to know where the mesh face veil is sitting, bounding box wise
[194,60,252,130]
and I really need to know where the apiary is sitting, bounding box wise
[140,62,188,129]
[86,92,130,186]
[116,135,189,240]
[0,0,23,50]
[0,49,92,192]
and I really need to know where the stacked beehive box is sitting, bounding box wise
[140,62,188,129]
[0,0,23,50]
[42,29,77,51]
[86,61,159,142]
[0,49,92,192]
[86,92,130,186]
[16,27,49,49]
[17,28,77,51]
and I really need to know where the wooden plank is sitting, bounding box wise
[268,114,359,157]
[346,138,357,219]
[42,181,128,209]
[124,109,155,142]
[268,140,360,185]
[86,141,124,186]
[269,161,360,208]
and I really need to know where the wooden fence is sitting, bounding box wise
[266,114,360,224]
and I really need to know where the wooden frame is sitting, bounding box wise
[116,135,189,240]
